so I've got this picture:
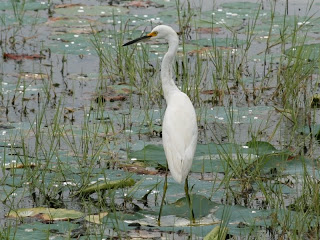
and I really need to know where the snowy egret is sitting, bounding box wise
[123,25,198,224]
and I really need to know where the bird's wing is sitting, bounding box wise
[162,92,198,184]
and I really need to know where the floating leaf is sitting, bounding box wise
[125,1,151,8]
[4,162,37,169]
[39,210,84,221]
[120,163,158,175]
[46,17,100,29]
[128,144,166,167]
[190,37,246,48]
[85,212,108,224]
[17,72,49,80]
[246,141,277,155]
[3,53,45,61]
[54,5,128,17]
[107,95,127,102]
[195,27,221,34]
[285,44,320,62]
[155,195,219,219]
[78,177,135,195]
[0,2,49,11]
[54,3,84,9]
[7,207,84,221]
[220,2,260,9]
[7,221,79,240]
[298,124,320,137]
[108,84,136,94]
[204,225,228,240]
[45,33,94,55]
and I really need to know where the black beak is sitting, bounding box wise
[123,35,151,46]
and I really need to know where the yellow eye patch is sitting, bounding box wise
[147,31,158,37]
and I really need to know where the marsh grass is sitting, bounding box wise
[11,0,25,26]
[1,0,320,239]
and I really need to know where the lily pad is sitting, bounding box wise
[0,13,46,26]
[6,221,78,240]
[129,141,278,174]
[7,207,84,221]
[54,5,128,17]
[190,37,246,48]
[46,17,100,28]
[85,212,109,224]
[45,33,95,55]
[0,2,49,11]
[285,43,320,62]
[128,144,166,167]
[298,124,320,136]
[246,140,277,154]
[220,2,261,9]
[155,194,219,219]
[204,225,228,240]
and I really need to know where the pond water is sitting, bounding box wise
[1,0,320,239]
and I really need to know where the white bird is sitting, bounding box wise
[123,25,198,224]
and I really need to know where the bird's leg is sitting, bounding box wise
[185,177,195,223]
[157,165,168,226]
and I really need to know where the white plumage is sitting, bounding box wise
[123,25,198,183]
[149,25,198,184]
[162,91,197,183]
[123,25,198,223]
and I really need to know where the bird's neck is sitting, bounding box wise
[161,36,180,101]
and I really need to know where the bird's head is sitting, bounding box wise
[123,25,177,46]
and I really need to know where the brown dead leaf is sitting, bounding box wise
[3,53,45,61]
[64,107,75,113]
[121,88,132,94]
[196,27,221,34]
[188,47,212,56]
[106,95,127,102]
[5,162,37,169]
[126,1,150,7]
[23,35,38,41]
[201,89,219,95]
[67,28,97,34]
[287,155,296,161]
[47,17,69,22]
[85,212,108,224]
[120,164,158,175]
[125,0,163,8]
[54,3,84,9]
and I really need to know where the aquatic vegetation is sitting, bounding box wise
[1,0,320,239]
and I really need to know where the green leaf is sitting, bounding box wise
[220,2,260,9]
[204,225,228,240]
[0,12,46,26]
[285,44,320,62]
[0,2,49,11]
[128,144,166,167]
[78,177,136,195]
[55,5,128,17]
[7,221,78,240]
[298,124,320,137]
[155,195,219,219]
[246,141,277,155]
[190,37,246,47]
[45,33,95,55]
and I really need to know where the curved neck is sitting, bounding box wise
[161,35,179,101]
